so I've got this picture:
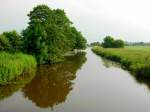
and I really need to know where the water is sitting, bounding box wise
[0,49,150,112]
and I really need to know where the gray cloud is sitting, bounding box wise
[0,0,150,43]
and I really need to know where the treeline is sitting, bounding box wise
[126,42,150,46]
[102,36,124,48]
[90,36,125,48]
[0,5,86,84]
[0,5,87,64]
[89,42,101,47]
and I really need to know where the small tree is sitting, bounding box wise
[102,36,114,48]
[102,36,124,48]
[113,39,124,48]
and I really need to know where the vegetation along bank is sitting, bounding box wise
[92,46,150,77]
[0,4,87,85]
[0,52,36,85]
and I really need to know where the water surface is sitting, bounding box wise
[0,49,150,112]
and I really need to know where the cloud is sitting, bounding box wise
[1,0,150,42]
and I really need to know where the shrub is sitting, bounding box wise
[0,34,10,51]
[3,30,23,52]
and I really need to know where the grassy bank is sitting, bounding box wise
[0,52,37,85]
[92,46,150,77]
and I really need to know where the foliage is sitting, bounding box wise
[92,46,150,77]
[23,5,87,64]
[3,30,23,52]
[0,34,10,51]
[113,39,124,48]
[102,36,124,48]
[126,42,150,46]
[0,52,37,85]
[102,36,114,48]
[90,42,101,47]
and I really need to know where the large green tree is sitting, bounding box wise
[23,5,87,64]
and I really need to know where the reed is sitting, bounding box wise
[0,52,37,85]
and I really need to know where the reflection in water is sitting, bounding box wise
[135,77,150,91]
[102,57,150,92]
[0,70,36,100]
[22,52,87,109]
[102,58,122,68]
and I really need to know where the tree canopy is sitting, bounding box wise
[23,5,87,64]
[102,36,124,48]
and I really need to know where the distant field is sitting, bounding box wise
[92,46,150,77]
[125,46,150,51]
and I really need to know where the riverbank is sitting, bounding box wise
[0,52,37,85]
[92,46,150,77]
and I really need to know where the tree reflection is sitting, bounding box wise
[22,52,87,109]
[102,57,122,68]
[134,76,150,91]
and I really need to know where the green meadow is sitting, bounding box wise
[92,46,150,77]
[126,46,150,51]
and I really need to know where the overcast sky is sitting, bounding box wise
[1,0,150,43]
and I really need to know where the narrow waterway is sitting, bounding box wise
[0,49,150,112]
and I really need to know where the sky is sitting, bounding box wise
[1,0,150,43]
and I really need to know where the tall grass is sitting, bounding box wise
[92,46,150,77]
[0,52,37,85]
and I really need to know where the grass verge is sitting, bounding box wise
[92,46,150,77]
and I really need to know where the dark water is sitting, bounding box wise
[1,49,150,112]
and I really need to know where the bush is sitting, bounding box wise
[3,30,23,52]
[0,34,10,51]
[113,39,125,48]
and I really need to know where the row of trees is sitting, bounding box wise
[0,5,87,64]
[89,42,101,47]
[102,36,124,48]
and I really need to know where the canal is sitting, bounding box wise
[0,48,150,112]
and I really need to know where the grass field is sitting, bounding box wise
[0,52,37,85]
[92,46,150,77]
[126,46,150,51]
